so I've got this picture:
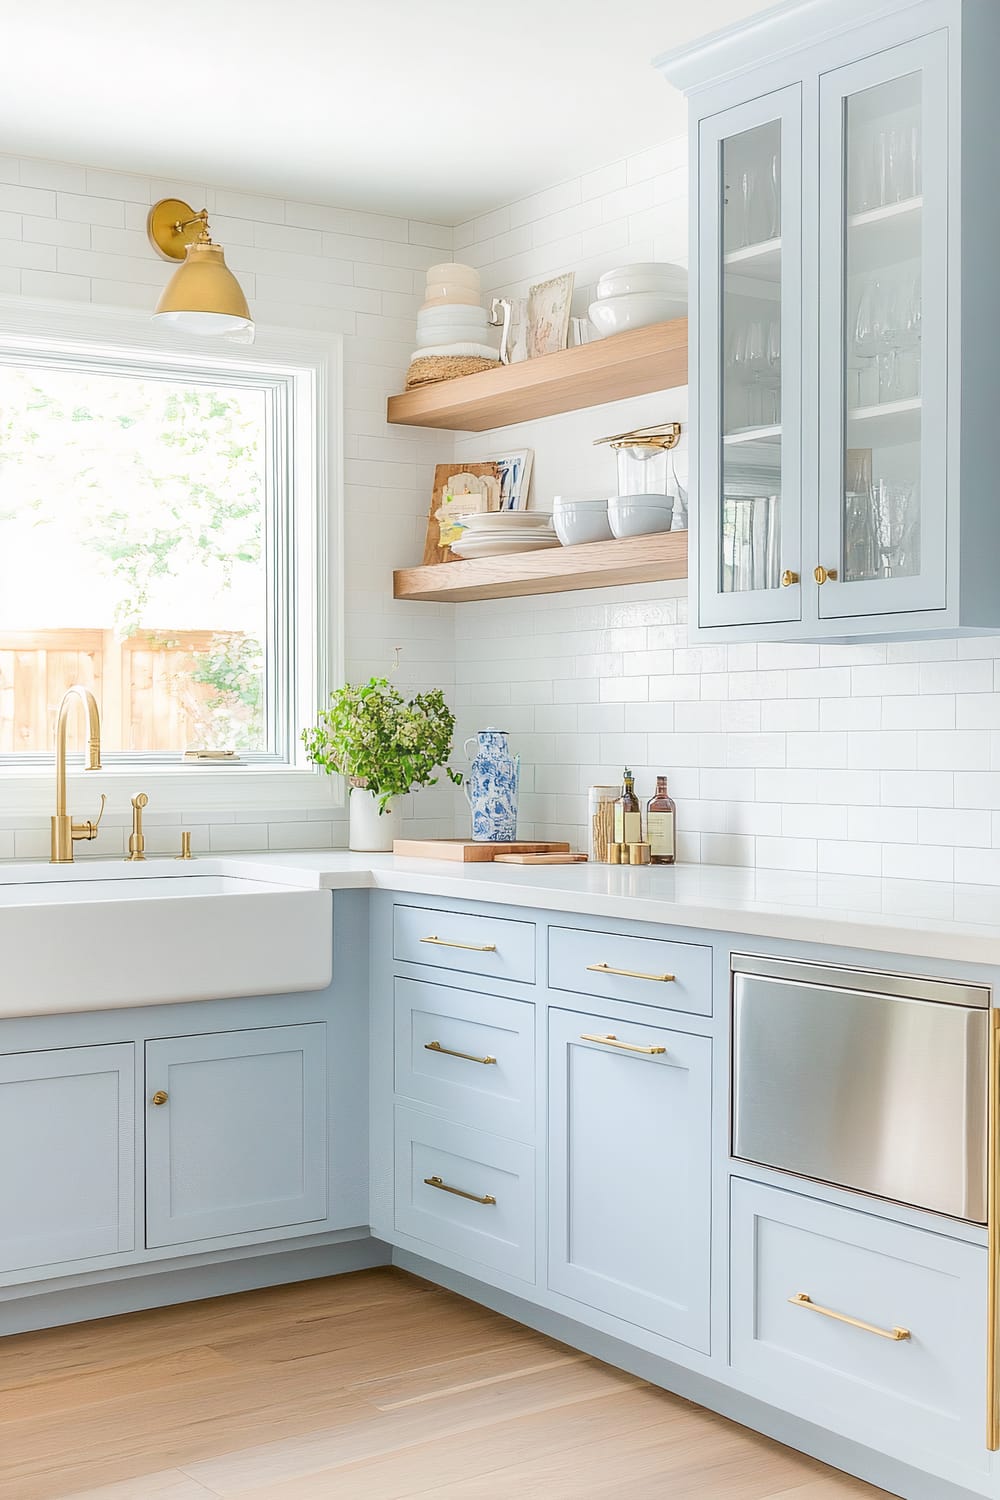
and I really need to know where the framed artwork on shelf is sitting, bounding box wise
[526,274,575,358]
[485,449,534,511]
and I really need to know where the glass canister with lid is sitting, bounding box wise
[588,784,619,863]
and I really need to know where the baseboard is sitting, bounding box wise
[394,1249,984,1500]
[1,1234,391,1336]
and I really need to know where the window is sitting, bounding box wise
[0,304,339,774]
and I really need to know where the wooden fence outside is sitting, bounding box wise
[0,630,230,753]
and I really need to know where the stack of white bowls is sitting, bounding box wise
[412,263,499,361]
[552,497,614,547]
[588,262,687,338]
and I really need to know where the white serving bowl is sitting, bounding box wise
[415,324,498,348]
[552,498,613,546]
[588,292,686,337]
[417,302,488,325]
[608,494,675,539]
[596,261,687,300]
[425,262,480,286]
[422,286,482,307]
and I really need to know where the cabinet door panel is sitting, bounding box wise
[548,1007,712,1351]
[818,33,948,619]
[697,86,803,628]
[0,1044,134,1274]
[145,1024,327,1248]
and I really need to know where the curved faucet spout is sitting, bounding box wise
[51,686,104,863]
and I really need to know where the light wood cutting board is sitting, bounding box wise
[392,838,571,863]
[493,853,589,864]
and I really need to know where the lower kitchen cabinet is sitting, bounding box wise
[0,1044,135,1274]
[730,1178,987,1477]
[547,1005,712,1352]
[145,1024,328,1248]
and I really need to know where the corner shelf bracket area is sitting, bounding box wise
[386,317,689,603]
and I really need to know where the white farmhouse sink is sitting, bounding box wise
[0,864,333,1018]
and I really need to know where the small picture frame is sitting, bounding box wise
[485,449,534,511]
[526,274,574,359]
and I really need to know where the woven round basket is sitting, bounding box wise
[405,355,498,389]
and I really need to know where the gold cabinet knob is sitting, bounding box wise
[780,570,799,587]
[151,1090,168,1106]
[814,566,838,585]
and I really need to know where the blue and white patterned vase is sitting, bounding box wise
[463,727,521,842]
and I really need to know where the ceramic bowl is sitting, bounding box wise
[425,262,480,286]
[417,302,488,325]
[552,498,614,546]
[597,262,688,300]
[608,494,675,539]
[415,325,498,348]
[588,292,686,337]
[422,286,482,307]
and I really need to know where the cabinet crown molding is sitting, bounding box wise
[653,0,937,94]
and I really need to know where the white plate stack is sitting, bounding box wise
[411,263,499,363]
[450,510,559,558]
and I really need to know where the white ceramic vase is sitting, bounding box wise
[349,787,399,853]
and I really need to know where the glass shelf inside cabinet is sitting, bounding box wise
[841,72,923,586]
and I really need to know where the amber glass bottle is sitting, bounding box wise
[646,774,676,865]
[613,767,642,846]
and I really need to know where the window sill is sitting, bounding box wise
[0,763,345,819]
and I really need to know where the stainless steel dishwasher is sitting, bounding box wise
[731,952,991,1222]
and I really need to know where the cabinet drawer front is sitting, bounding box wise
[394,1106,535,1282]
[0,1044,134,1275]
[548,1008,712,1350]
[730,1179,986,1473]
[548,925,711,1016]
[394,978,534,1142]
[394,904,535,985]
[145,1024,327,1249]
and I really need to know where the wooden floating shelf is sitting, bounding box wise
[386,318,688,431]
[393,531,688,604]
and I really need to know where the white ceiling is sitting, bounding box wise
[0,0,776,224]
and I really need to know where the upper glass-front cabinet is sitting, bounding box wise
[698,89,802,628]
[664,1,1000,642]
[817,36,948,621]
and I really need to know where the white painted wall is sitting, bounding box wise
[0,153,457,857]
[450,139,1000,887]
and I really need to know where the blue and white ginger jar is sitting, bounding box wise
[463,727,520,842]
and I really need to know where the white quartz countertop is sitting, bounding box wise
[18,849,991,969]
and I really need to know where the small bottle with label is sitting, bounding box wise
[613,768,642,847]
[646,775,677,865]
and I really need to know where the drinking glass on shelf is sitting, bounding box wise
[766,151,781,240]
[874,479,919,578]
[739,168,758,249]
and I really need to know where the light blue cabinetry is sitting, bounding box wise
[0,1044,134,1273]
[547,1005,712,1351]
[144,1024,328,1248]
[731,1177,988,1482]
[660,0,1000,641]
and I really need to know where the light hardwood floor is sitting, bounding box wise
[0,1268,894,1500]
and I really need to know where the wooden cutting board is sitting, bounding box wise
[422,462,502,565]
[493,853,589,864]
[392,838,571,863]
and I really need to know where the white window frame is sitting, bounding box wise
[0,295,344,815]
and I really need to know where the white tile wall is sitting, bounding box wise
[0,151,458,854]
[447,138,1000,885]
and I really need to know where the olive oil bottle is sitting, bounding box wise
[613,767,642,846]
[646,774,676,865]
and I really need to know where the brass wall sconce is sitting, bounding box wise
[146,197,253,340]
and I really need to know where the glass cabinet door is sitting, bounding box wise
[697,87,802,628]
[817,34,948,619]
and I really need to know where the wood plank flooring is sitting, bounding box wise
[0,1268,894,1500]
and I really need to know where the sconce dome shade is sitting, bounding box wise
[152,242,252,337]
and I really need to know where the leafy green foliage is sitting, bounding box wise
[302,677,462,812]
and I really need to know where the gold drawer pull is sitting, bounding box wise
[587,962,675,983]
[425,1040,497,1066]
[789,1292,910,1342]
[580,1032,667,1056]
[421,935,497,953]
[424,1174,496,1206]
